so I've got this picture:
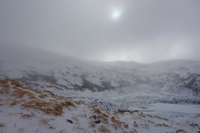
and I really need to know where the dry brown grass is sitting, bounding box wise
[0,82,10,94]
[22,98,71,116]
[23,86,41,94]
[98,125,111,133]
[176,129,187,133]
[110,116,128,129]
[10,79,22,87]
[138,112,146,117]
[24,93,72,115]
[61,100,76,109]
[89,113,109,124]
[39,118,51,126]
[22,99,64,116]
[21,99,48,108]
[0,79,77,116]
[146,114,153,118]
[73,125,86,131]
[10,99,23,106]
[147,120,156,124]
[89,106,110,123]
[188,123,198,127]
[56,129,66,133]
[43,90,55,96]
[130,110,139,114]
[20,112,35,119]
[89,122,96,128]
[112,110,125,116]
[0,79,9,84]
[110,116,121,128]
[92,107,102,114]
[38,94,47,98]
[155,123,169,127]
[97,113,109,124]
[0,122,5,127]
[154,115,168,121]
[123,124,129,129]
[10,100,19,106]
[0,79,10,89]
[20,114,32,119]
[11,86,36,99]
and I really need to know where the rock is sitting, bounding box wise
[49,126,55,129]
[94,119,101,124]
[66,119,73,124]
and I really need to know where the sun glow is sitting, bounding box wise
[111,9,122,20]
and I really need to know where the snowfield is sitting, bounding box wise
[0,79,199,133]
[0,44,200,132]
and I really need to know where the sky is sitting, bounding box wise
[0,0,200,63]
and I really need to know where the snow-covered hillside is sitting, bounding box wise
[0,44,200,109]
[0,44,200,132]
[0,79,199,133]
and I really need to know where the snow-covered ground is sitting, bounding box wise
[0,79,199,133]
[0,44,200,132]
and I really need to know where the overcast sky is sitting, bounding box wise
[0,0,200,63]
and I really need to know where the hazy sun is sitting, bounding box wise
[111,10,121,20]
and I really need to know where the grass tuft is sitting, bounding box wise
[39,118,50,126]
[0,79,76,116]
[176,129,187,133]
[130,110,139,114]
[56,129,66,133]
[89,122,96,128]
[92,107,102,114]
[0,122,5,127]
[155,123,169,127]
[98,125,111,133]
[138,112,146,117]
[20,112,35,119]
[154,115,168,121]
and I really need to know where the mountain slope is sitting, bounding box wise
[0,79,199,133]
[0,44,200,111]
[1,44,200,95]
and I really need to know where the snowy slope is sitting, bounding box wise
[0,79,199,133]
[1,44,200,94]
[0,44,200,110]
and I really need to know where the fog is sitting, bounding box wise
[0,0,200,63]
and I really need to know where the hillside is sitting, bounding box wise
[0,44,200,110]
[0,79,199,133]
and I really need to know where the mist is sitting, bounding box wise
[0,0,200,63]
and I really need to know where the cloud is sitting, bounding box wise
[0,0,200,63]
